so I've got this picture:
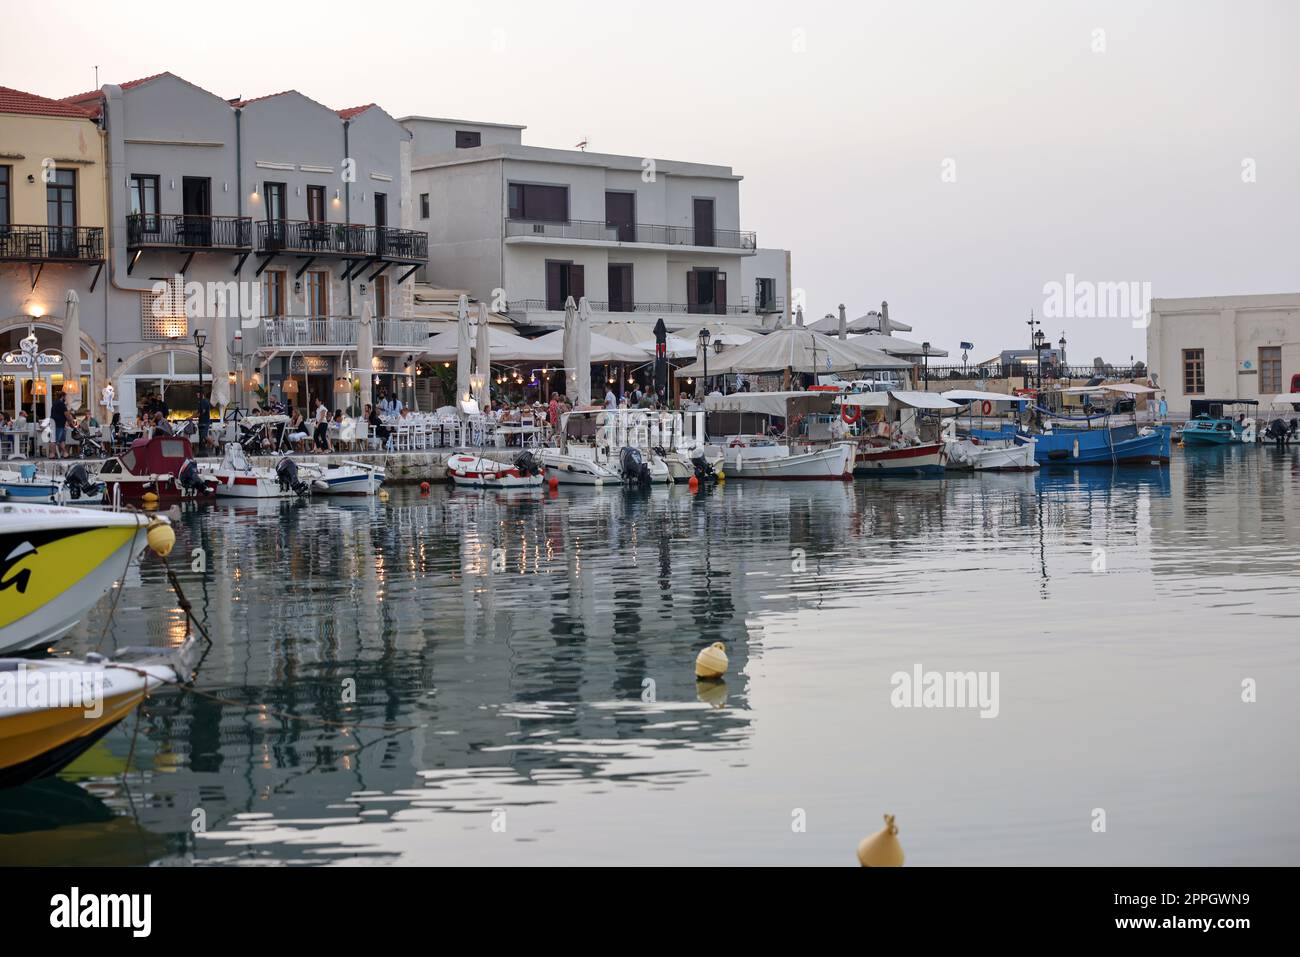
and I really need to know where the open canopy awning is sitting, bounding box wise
[838,390,962,411]
[702,390,837,417]
[941,389,1026,405]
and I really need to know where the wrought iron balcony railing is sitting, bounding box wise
[505,218,756,251]
[127,213,252,250]
[506,298,756,317]
[256,221,428,262]
[257,316,435,350]
[0,225,104,261]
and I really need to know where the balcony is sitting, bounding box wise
[0,225,104,262]
[256,316,435,351]
[127,214,252,250]
[256,221,428,263]
[506,298,773,318]
[505,218,757,252]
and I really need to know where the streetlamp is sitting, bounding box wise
[1033,328,1047,390]
[698,326,711,396]
[1058,333,1067,376]
[921,341,931,390]
[1025,310,1042,389]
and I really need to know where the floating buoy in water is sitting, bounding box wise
[378,489,389,502]
[548,475,559,491]
[420,481,431,493]
[141,491,159,505]
[694,641,728,679]
[688,475,699,491]
[695,679,728,708]
[146,520,175,558]
[856,813,904,867]
[716,470,726,483]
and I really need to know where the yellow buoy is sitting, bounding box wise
[694,641,728,680]
[378,489,389,502]
[856,813,904,867]
[716,470,725,482]
[146,520,176,558]
[695,679,728,709]
[141,491,159,504]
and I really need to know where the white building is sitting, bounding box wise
[402,116,789,330]
[1147,293,1300,416]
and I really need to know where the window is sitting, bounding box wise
[264,182,286,220]
[375,276,389,317]
[455,130,481,149]
[47,169,76,256]
[692,197,715,247]
[755,278,776,312]
[129,175,159,231]
[508,183,568,222]
[544,260,584,311]
[687,268,726,315]
[0,166,10,226]
[1259,346,1282,395]
[419,193,430,219]
[605,191,635,242]
[263,270,287,317]
[1182,349,1205,395]
[306,271,329,317]
[306,185,326,223]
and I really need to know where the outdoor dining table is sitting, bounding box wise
[2,428,35,459]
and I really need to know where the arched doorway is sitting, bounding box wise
[0,323,93,420]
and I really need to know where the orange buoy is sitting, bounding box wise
[548,475,559,491]
[688,475,699,491]
[420,481,431,493]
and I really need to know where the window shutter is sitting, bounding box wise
[687,269,699,311]
[715,272,727,313]
[570,264,585,301]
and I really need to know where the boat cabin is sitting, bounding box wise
[98,435,196,481]
[1188,398,1257,420]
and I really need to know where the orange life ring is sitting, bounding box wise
[981,400,993,416]
[842,404,861,424]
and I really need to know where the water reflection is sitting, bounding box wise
[2,447,1298,865]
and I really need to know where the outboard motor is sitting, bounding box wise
[513,450,542,477]
[177,459,211,496]
[276,457,310,497]
[1265,418,1290,449]
[620,446,651,486]
[689,448,717,482]
[62,463,103,501]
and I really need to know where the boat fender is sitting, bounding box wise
[1241,417,1256,443]
[981,400,993,415]
[1072,438,1080,459]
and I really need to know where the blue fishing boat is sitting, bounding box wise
[0,463,61,502]
[970,421,1171,465]
[1178,399,1258,446]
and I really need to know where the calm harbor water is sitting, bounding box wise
[3,445,1299,866]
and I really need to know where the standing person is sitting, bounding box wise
[197,391,212,453]
[313,397,331,452]
[605,385,617,410]
[547,394,561,434]
[49,391,68,459]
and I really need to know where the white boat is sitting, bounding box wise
[947,437,1038,472]
[663,447,724,482]
[0,503,168,654]
[0,640,197,788]
[309,461,386,496]
[0,463,104,505]
[722,437,854,480]
[854,440,948,475]
[702,391,853,481]
[205,444,308,498]
[447,451,544,489]
[538,448,619,486]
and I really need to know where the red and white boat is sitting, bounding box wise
[96,434,216,500]
[447,451,545,489]
[205,444,310,498]
[853,441,947,476]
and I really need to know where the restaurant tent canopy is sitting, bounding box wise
[530,327,647,363]
[672,320,757,345]
[634,335,696,358]
[809,311,913,335]
[675,326,909,376]
[425,326,551,361]
[590,320,657,345]
[846,332,948,358]
[1261,393,1300,405]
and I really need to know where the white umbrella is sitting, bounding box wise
[674,325,907,376]
[575,297,593,408]
[357,301,374,414]
[456,294,472,408]
[528,329,646,363]
[425,326,550,361]
[62,290,81,411]
[562,296,579,401]
[474,301,492,410]
[209,308,230,410]
[633,335,696,358]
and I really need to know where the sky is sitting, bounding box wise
[4,0,1297,363]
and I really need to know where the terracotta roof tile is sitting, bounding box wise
[0,85,97,119]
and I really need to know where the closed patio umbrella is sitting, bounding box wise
[456,294,472,409]
[575,297,593,407]
[474,301,492,410]
[562,296,578,402]
[357,302,374,414]
[61,290,81,411]
[209,309,231,411]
